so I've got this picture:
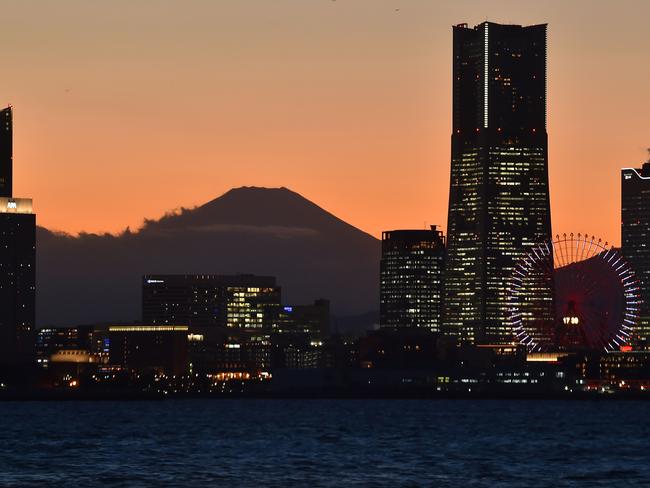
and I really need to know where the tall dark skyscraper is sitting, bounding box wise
[444,22,552,344]
[380,226,445,331]
[0,108,12,197]
[622,158,650,349]
[0,106,36,370]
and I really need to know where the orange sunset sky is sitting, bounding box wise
[4,0,650,244]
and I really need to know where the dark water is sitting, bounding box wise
[0,399,648,487]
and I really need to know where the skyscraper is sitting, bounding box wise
[444,22,552,344]
[380,226,445,331]
[0,106,36,371]
[0,108,12,197]
[622,158,650,349]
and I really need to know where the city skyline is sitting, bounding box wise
[4,1,650,244]
[2,3,650,486]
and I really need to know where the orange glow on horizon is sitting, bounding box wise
[4,1,649,245]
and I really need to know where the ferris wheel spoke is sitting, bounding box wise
[577,234,588,263]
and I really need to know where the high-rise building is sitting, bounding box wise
[142,274,281,330]
[380,226,445,331]
[0,107,12,197]
[0,106,36,371]
[445,22,553,344]
[622,158,650,349]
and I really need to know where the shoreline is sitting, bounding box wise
[1,389,648,401]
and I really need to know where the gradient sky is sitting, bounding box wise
[5,0,650,244]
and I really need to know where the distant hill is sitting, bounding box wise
[37,187,380,326]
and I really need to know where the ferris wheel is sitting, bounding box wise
[508,233,642,352]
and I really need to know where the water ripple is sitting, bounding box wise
[0,399,647,487]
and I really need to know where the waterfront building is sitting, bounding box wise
[444,22,553,344]
[108,325,189,376]
[185,327,273,375]
[358,327,442,369]
[622,159,650,348]
[380,226,445,331]
[36,326,92,367]
[599,351,650,389]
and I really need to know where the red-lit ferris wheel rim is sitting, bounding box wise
[508,233,642,352]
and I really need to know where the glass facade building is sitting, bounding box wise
[622,161,650,349]
[444,22,553,344]
[380,226,445,331]
[142,274,281,330]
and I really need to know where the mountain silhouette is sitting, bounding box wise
[36,187,380,327]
